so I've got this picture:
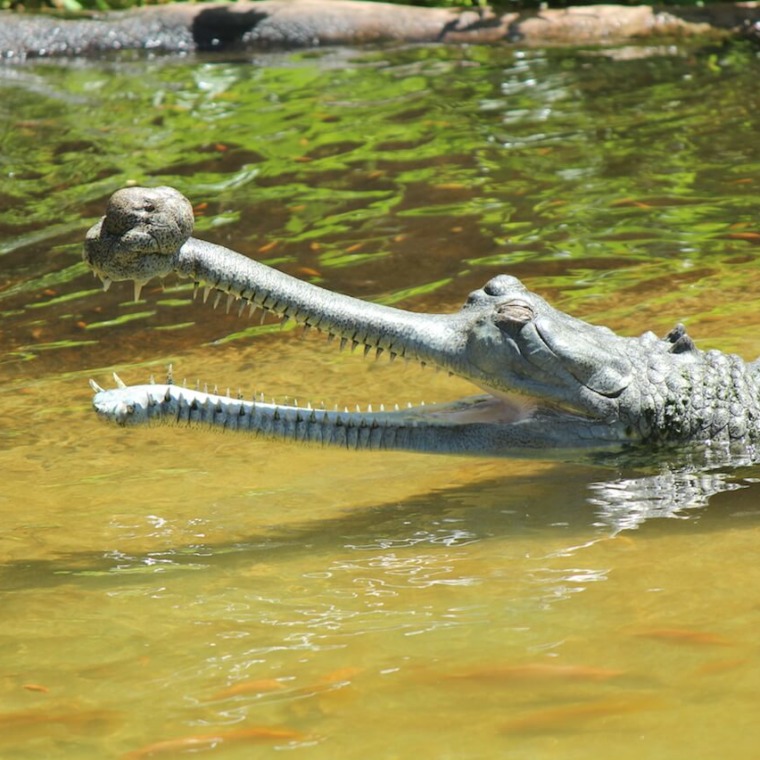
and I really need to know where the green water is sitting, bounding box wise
[3,41,760,758]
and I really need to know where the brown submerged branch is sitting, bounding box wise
[1,0,759,62]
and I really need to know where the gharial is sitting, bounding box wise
[84,186,760,457]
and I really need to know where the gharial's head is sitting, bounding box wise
[450,273,635,423]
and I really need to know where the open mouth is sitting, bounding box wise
[85,186,631,456]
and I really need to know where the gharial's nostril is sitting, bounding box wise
[493,299,535,331]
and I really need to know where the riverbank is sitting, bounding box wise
[2,0,759,62]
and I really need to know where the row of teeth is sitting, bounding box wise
[94,271,149,302]
[90,371,428,414]
[93,270,296,322]
[93,274,451,371]
[191,282,413,362]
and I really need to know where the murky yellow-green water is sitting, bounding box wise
[2,41,760,759]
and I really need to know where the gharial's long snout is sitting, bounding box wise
[85,185,735,454]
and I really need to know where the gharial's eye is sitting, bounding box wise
[493,299,535,332]
[482,274,523,296]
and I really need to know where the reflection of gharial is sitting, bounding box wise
[85,186,760,457]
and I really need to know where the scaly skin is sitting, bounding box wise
[84,186,760,455]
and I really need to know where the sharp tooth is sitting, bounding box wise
[248,303,258,319]
[213,292,222,309]
[226,294,235,313]
[238,301,247,317]
[363,345,371,358]
[133,279,147,302]
[113,372,127,389]
[193,282,199,300]
[101,277,112,292]
[203,285,213,303]
[89,379,104,393]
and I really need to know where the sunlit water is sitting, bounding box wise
[2,41,760,759]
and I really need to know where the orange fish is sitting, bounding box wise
[447,663,624,684]
[210,678,286,700]
[316,667,363,685]
[611,197,652,209]
[123,726,304,759]
[211,667,362,702]
[634,628,731,646]
[294,266,321,278]
[0,707,120,739]
[22,684,50,694]
[502,697,655,735]
[693,658,748,676]
[257,240,278,254]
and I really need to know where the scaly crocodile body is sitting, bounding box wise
[84,186,760,457]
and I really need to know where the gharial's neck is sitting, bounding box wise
[173,237,462,368]
[619,345,760,444]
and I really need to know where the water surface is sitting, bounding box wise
[2,41,760,759]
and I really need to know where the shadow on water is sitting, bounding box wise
[4,450,760,591]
